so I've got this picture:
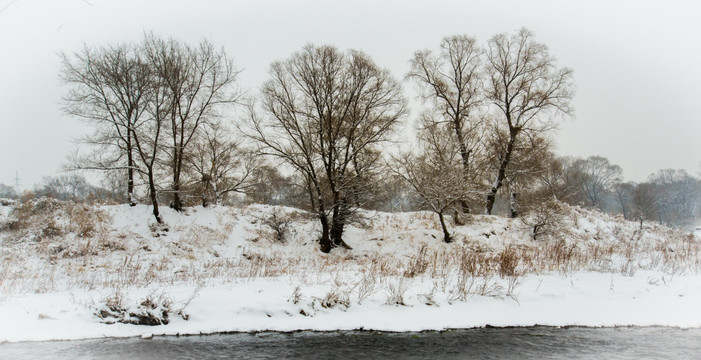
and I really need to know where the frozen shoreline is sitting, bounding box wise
[2,271,700,343]
[1,203,700,343]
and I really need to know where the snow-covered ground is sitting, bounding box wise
[0,200,700,342]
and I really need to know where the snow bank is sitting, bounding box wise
[1,272,700,342]
[0,201,700,342]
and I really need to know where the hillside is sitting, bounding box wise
[0,199,700,342]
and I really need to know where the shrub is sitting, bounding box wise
[1,198,110,242]
[96,291,184,326]
[521,200,570,241]
[497,246,520,278]
[385,277,409,306]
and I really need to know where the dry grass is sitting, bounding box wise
[1,198,111,243]
[1,201,699,307]
[2,230,698,298]
[355,272,377,305]
[385,277,409,305]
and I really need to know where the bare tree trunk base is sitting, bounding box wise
[509,191,519,218]
[320,241,332,253]
[438,212,452,244]
[333,240,353,250]
[485,192,496,215]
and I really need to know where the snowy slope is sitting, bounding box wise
[0,201,700,342]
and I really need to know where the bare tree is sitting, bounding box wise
[134,68,167,223]
[62,35,246,223]
[34,174,99,202]
[248,44,406,252]
[62,40,163,222]
[407,35,485,213]
[360,170,420,212]
[0,184,18,199]
[648,169,700,227]
[521,199,569,241]
[613,182,635,220]
[188,121,255,206]
[60,44,152,206]
[485,124,552,217]
[393,119,467,242]
[573,155,623,209]
[534,154,582,204]
[142,34,242,211]
[483,28,574,215]
[631,182,658,227]
[100,169,129,203]
[245,165,308,208]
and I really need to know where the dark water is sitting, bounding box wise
[2,327,700,359]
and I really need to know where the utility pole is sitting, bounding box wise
[14,171,21,195]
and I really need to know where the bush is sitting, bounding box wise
[1,198,111,253]
[0,198,15,206]
[521,200,570,241]
[2,197,66,240]
[95,291,187,326]
[252,207,305,243]
[497,246,520,278]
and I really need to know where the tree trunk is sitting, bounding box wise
[306,176,316,210]
[201,180,209,207]
[147,170,162,224]
[319,209,332,253]
[485,192,496,215]
[455,125,473,215]
[619,196,628,220]
[509,191,518,218]
[438,211,452,243]
[172,180,183,211]
[311,178,332,253]
[532,223,541,241]
[330,218,345,247]
[212,180,220,206]
[485,128,519,215]
[460,199,471,214]
[127,132,136,207]
[171,120,185,212]
[330,199,352,250]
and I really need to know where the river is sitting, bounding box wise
[2,327,699,359]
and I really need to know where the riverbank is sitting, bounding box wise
[1,200,700,342]
[1,271,701,342]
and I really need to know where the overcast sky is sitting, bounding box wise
[1,0,700,189]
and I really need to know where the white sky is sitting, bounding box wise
[1,0,700,189]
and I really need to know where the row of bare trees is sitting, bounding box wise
[58,28,575,249]
[530,155,701,228]
[393,28,574,241]
[615,169,701,228]
[61,34,250,223]
[59,29,699,252]
[243,28,574,249]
